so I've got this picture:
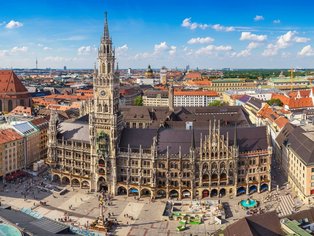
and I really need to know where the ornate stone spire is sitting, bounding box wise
[104,11,110,39]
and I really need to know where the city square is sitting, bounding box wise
[0,0,314,235]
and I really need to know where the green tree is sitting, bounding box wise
[267,98,283,106]
[208,100,225,106]
[134,96,143,106]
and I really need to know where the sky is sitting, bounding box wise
[1,0,314,69]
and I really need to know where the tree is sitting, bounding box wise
[134,96,143,106]
[267,98,283,106]
[208,100,225,106]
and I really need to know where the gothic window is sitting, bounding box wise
[220,162,226,170]
[104,104,108,112]
[20,99,24,106]
[211,162,217,170]
[8,100,13,112]
[98,103,102,112]
[107,63,111,74]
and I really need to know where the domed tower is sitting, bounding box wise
[145,65,154,78]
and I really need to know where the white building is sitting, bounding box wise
[174,90,220,107]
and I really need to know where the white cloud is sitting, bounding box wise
[195,45,232,55]
[240,32,267,41]
[262,31,296,56]
[169,46,176,56]
[298,45,314,56]
[154,42,169,53]
[273,19,281,24]
[116,44,128,56]
[0,50,9,57]
[5,20,23,29]
[254,15,264,21]
[77,46,96,55]
[37,44,43,47]
[135,42,177,59]
[294,37,310,43]
[235,42,261,57]
[11,46,28,53]
[211,24,235,32]
[181,17,209,30]
[43,47,52,51]
[187,37,214,44]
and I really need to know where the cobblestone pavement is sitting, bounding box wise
[0,170,310,236]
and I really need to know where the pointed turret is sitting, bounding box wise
[191,127,196,150]
[104,11,110,40]
[233,124,237,147]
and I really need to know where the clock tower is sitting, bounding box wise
[91,12,122,193]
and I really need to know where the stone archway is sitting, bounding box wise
[219,188,226,197]
[182,190,191,199]
[237,186,246,196]
[202,189,209,198]
[249,185,257,194]
[141,188,151,197]
[61,176,70,185]
[129,187,139,196]
[156,190,166,199]
[52,174,61,184]
[98,177,108,192]
[210,189,218,197]
[117,186,127,195]
[169,190,179,199]
[260,183,269,192]
[81,180,90,189]
[71,178,80,187]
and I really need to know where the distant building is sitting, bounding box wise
[142,89,168,107]
[160,66,167,85]
[211,78,256,94]
[174,89,220,107]
[0,70,32,113]
[276,124,314,203]
[268,77,310,90]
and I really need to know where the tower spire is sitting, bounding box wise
[191,126,196,150]
[104,11,110,39]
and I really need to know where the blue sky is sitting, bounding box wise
[1,0,314,69]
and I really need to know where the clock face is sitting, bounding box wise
[100,90,106,96]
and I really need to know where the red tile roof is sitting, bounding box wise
[0,70,30,99]
[0,129,23,144]
[274,116,289,129]
[185,72,202,80]
[9,106,32,116]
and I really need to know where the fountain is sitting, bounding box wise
[240,198,257,208]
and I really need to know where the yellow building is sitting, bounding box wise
[0,129,23,179]
[276,124,314,203]
[211,79,256,94]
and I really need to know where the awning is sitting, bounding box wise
[130,189,138,193]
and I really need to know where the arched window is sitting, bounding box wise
[20,99,24,106]
[8,100,13,112]
[0,100,2,111]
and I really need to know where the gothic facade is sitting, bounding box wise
[47,13,272,200]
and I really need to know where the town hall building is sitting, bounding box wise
[47,13,272,200]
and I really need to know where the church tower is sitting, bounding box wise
[91,12,122,193]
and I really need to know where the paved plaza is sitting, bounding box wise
[0,165,309,236]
